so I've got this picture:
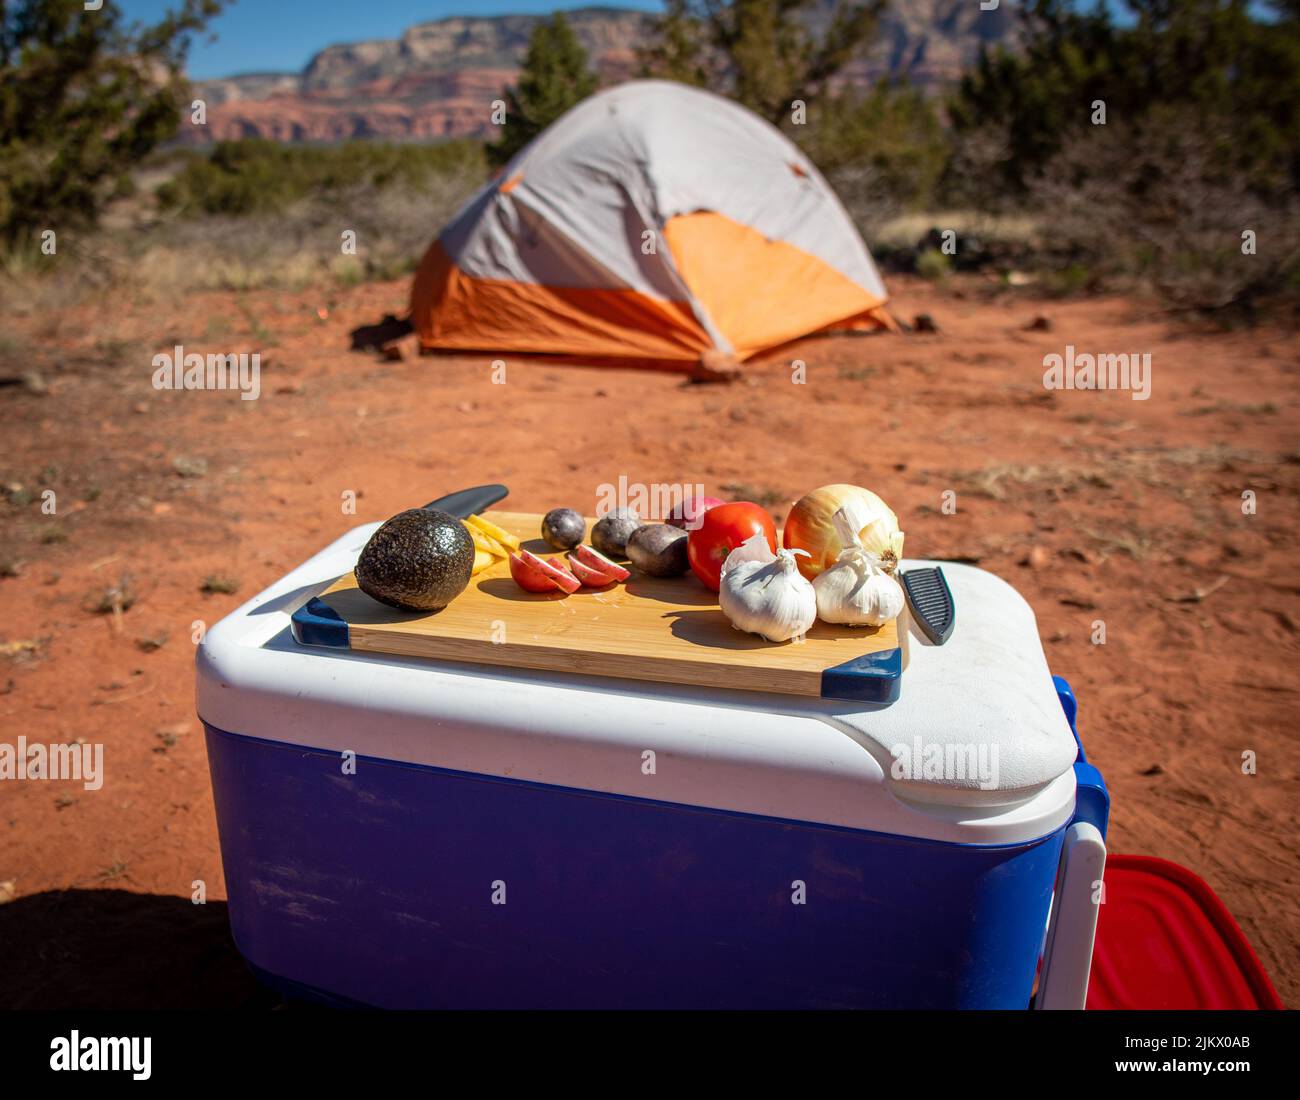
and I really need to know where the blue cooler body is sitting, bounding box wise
[197,524,1104,1010]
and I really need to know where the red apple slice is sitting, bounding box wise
[570,543,631,582]
[566,554,615,588]
[517,548,581,594]
[509,551,557,593]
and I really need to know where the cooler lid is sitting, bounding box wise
[1087,855,1283,1010]
[196,523,1080,845]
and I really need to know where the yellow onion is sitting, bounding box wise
[782,484,904,581]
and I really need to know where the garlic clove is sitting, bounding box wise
[831,499,878,546]
[720,531,776,577]
[829,502,904,574]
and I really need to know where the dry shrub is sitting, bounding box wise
[1028,111,1300,319]
[0,160,484,311]
[825,160,907,241]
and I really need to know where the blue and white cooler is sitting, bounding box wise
[196,503,1109,1010]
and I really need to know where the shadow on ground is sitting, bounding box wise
[0,889,283,1009]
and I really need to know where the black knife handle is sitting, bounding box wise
[902,566,955,645]
[422,484,509,518]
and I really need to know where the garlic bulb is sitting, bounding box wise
[837,497,904,575]
[814,552,904,625]
[719,534,817,643]
[813,506,906,626]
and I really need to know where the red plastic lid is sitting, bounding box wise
[1088,854,1283,1010]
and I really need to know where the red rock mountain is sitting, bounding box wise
[185,3,1013,144]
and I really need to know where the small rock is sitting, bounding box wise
[1024,315,1053,332]
[381,333,419,361]
[1021,546,1050,569]
[689,350,741,384]
[135,631,169,653]
[155,723,190,751]
[1140,764,1164,777]
[912,314,940,334]
[0,880,15,905]
[172,456,207,478]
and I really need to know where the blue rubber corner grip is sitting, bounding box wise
[821,646,902,703]
[1053,675,1079,742]
[291,596,350,648]
[1052,674,1109,841]
[1072,762,1109,842]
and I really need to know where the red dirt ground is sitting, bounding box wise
[1,275,1297,1007]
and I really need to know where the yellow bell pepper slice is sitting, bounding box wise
[466,513,521,552]
[468,527,507,558]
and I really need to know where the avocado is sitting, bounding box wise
[355,508,475,612]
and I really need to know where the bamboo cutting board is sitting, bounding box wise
[291,512,902,702]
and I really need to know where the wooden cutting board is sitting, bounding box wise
[291,511,902,702]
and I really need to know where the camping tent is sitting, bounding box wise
[410,80,895,369]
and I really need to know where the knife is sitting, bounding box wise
[423,484,509,518]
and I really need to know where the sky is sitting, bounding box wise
[116,1,664,80]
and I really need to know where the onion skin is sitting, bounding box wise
[782,484,900,581]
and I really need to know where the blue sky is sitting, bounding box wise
[116,1,664,80]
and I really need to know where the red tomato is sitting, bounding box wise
[687,502,777,592]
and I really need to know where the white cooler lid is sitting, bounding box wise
[196,524,1080,846]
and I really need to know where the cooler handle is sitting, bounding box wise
[1036,820,1107,1009]
[1036,674,1110,1008]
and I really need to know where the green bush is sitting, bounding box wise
[800,81,948,226]
[489,13,596,168]
[156,139,488,218]
[949,0,1300,205]
[638,0,888,127]
[0,0,224,242]
[915,248,952,282]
